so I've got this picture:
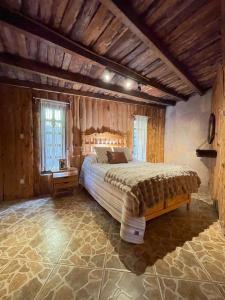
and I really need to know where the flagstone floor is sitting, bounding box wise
[0,190,225,300]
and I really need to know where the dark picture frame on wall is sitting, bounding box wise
[208,113,216,144]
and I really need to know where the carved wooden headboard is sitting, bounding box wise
[81,132,127,155]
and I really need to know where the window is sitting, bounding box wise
[133,115,148,161]
[41,100,67,172]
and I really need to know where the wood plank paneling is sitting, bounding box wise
[210,1,225,234]
[99,0,206,94]
[0,93,3,201]
[0,84,165,201]
[0,5,190,100]
[210,65,225,234]
[0,53,175,106]
[1,0,221,96]
[72,96,165,161]
[0,85,33,201]
[33,90,166,194]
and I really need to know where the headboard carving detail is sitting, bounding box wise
[81,132,127,155]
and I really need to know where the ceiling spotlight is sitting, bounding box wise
[102,70,113,82]
[124,79,133,90]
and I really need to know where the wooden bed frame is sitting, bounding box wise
[145,194,191,221]
[82,131,191,221]
[81,131,127,155]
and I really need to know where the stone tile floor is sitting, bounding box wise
[0,190,225,299]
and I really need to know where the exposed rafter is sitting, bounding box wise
[0,77,167,108]
[0,5,187,101]
[99,0,204,95]
[0,53,176,106]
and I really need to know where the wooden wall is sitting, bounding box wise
[210,64,225,233]
[72,96,165,163]
[210,1,225,233]
[0,86,34,201]
[0,85,165,201]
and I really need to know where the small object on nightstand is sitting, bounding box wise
[59,158,67,170]
[52,168,79,197]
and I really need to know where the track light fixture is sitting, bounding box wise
[124,78,133,90]
[102,70,113,82]
[138,82,141,91]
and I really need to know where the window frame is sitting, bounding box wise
[133,115,148,162]
[40,99,68,173]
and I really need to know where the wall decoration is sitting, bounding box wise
[208,113,216,144]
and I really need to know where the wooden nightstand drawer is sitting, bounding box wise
[53,175,78,184]
[52,169,79,197]
[54,181,76,189]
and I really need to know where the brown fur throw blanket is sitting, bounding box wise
[104,163,201,217]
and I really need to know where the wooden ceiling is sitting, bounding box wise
[0,0,221,106]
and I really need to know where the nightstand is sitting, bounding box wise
[52,169,79,197]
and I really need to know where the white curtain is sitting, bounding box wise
[133,115,148,161]
[41,100,67,172]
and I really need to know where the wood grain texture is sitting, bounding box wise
[60,0,83,34]
[0,85,33,201]
[0,53,175,106]
[71,95,165,165]
[0,6,185,100]
[99,0,204,94]
[1,0,221,97]
[210,0,225,234]
[0,77,167,108]
[145,194,191,221]
[222,0,225,67]
[70,0,99,42]
[210,65,225,234]
[81,131,127,155]
[0,83,165,200]
[0,93,3,201]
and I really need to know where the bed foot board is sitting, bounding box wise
[145,194,191,221]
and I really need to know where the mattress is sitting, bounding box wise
[80,156,146,244]
[80,155,199,244]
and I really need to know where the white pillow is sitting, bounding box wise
[84,154,97,164]
[94,147,112,163]
[82,154,97,171]
[113,147,132,161]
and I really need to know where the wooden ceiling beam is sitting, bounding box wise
[0,53,175,106]
[0,77,166,108]
[0,5,187,101]
[99,0,204,95]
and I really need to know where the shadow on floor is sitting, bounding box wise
[92,197,218,275]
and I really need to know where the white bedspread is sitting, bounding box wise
[80,156,200,244]
[80,157,146,244]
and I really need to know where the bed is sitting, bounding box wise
[80,132,200,244]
